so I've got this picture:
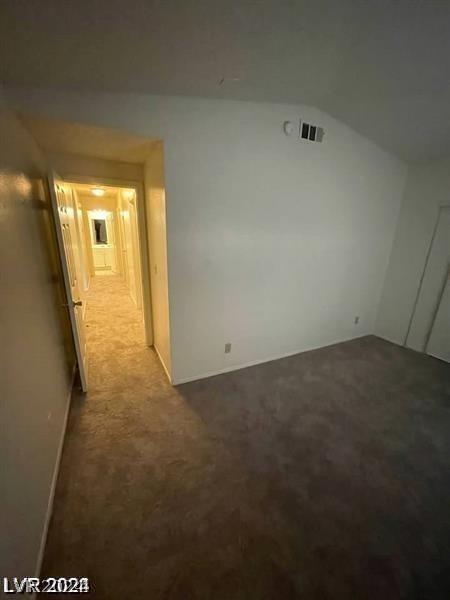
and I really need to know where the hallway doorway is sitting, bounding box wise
[49,176,153,391]
[406,206,450,361]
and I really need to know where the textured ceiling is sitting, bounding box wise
[1,0,450,162]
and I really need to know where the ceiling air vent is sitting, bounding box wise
[300,120,324,142]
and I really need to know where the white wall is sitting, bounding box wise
[145,143,171,376]
[376,156,450,348]
[0,90,73,577]
[7,88,407,383]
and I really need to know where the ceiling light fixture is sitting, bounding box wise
[91,187,105,197]
[91,209,109,219]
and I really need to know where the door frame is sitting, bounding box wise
[425,264,450,359]
[61,174,154,347]
[48,172,89,391]
[404,204,450,350]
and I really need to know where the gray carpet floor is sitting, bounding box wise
[42,275,450,599]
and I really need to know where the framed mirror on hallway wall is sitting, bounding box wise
[92,218,108,244]
[87,210,117,274]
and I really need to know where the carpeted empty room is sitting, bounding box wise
[3,2,450,599]
[42,275,450,599]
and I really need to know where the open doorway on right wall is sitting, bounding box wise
[406,206,450,363]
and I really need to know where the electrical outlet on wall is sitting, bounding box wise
[224,342,232,353]
[354,316,360,325]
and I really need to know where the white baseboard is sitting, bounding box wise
[34,365,76,580]
[154,344,172,384]
[172,333,371,385]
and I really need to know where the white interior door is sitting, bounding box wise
[129,200,143,309]
[122,207,137,305]
[106,213,117,272]
[426,267,450,362]
[119,212,130,285]
[48,173,89,391]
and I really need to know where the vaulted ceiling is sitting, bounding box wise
[1,0,450,162]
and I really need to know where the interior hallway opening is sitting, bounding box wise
[54,179,154,390]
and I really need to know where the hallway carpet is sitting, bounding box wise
[43,275,450,599]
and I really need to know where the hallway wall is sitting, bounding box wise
[0,90,74,577]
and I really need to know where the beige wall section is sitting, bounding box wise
[145,143,171,377]
[46,151,143,182]
[376,156,450,348]
[0,91,73,577]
